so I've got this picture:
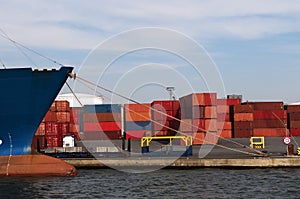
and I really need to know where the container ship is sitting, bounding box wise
[35,92,300,160]
[0,66,77,176]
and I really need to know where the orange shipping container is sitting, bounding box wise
[124,103,151,112]
[217,122,232,130]
[218,130,232,138]
[55,100,70,112]
[234,113,253,121]
[125,111,151,121]
[204,106,217,118]
[193,132,206,145]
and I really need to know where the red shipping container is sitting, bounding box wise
[151,100,180,111]
[59,123,70,134]
[152,110,177,121]
[286,105,300,113]
[192,106,205,119]
[290,129,300,136]
[288,112,300,121]
[35,123,46,135]
[70,107,82,124]
[46,135,63,147]
[234,104,254,113]
[234,129,252,138]
[252,128,287,137]
[84,122,121,132]
[244,102,284,110]
[233,121,253,130]
[55,100,70,112]
[217,98,241,106]
[43,111,57,122]
[290,121,300,129]
[56,112,70,123]
[253,110,287,120]
[234,113,254,121]
[45,122,61,136]
[253,119,286,128]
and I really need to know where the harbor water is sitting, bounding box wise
[1,168,300,198]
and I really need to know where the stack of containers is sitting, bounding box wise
[286,105,300,136]
[250,102,287,137]
[179,93,217,145]
[83,104,122,140]
[33,100,71,149]
[45,101,70,147]
[216,98,241,138]
[151,100,180,136]
[232,104,254,138]
[69,107,83,140]
[124,103,152,140]
[233,102,287,138]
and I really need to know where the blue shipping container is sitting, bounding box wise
[84,104,121,113]
[125,121,152,130]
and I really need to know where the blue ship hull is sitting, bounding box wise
[0,67,73,156]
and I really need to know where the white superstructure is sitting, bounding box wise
[56,93,103,107]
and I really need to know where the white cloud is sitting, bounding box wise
[0,0,300,50]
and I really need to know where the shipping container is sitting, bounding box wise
[179,93,217,106]
[234,113,254,121]
[252,128,287,137]
[253,110,287,120]
[125,121,152,130]
[83,113,121,122]
[83,131,122,140]
[83,122,122,132]
[253,119,286,128]
[286,105,300,113]
[125,130,150,140]
[124,103,151,112]
[151,100,180,111]
[243,102,284,110]
[234,104,254,113]
[55,100,70,112]
[84,104,121,113]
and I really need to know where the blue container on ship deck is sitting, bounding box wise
[125,121,152,130]
[84,104,121,113]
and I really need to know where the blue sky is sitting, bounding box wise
[0,0,300,103]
